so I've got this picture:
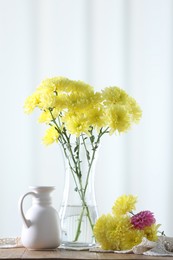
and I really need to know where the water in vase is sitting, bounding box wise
[60,205,97,247]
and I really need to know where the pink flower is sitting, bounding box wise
[131,210,156,230]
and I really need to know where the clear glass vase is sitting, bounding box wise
[59,141,98,248]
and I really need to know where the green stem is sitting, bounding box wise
[73,135,98,241]
[73,207,85,242]
[76,137,81,177]
[61,141,83,201]
[83,127,109,196]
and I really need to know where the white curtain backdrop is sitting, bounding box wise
[0,0,173,237]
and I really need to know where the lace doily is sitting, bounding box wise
[0,237,22,248]
[143,236,173,256]
[90,236,173,256]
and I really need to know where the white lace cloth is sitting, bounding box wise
[1,236,173,256]
[90,236,173,256]
[0,237,22,248]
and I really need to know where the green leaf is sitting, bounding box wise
[86,150,90,161]
[90,135,95,143]
[74,145,79,153]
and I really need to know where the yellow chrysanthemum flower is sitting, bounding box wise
[94,213,142,250]
[38,76,71,93]
[128,97,142,123]
[106,105,131,134]
[102,86,129,106]
[143,224,160,242]
[36,87,57,110]
[93,214,113,250]
[66,92,94,112]
[112,194,137,216]
[101,86,142,134]
[120,228,143,250]
[38,77,93,95]
[38,108,60,124]
[23,93,40,114]
[85,107,107,130]
[38,110,52,124]
[66,80,94,93]
[105,215,133,250]
[42,126,59,145]
[63,112,90,137]
[54,93,68,111]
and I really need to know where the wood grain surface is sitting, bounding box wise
[0,248,173,259]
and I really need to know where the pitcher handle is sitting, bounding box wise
[18,192,37,228]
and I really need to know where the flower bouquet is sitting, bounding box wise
[94,194,160,250]
[24,77,142,247]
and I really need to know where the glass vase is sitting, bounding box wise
[59,141,98,248]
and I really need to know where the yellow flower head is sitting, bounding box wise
[128,97,142,123]
[102,86,128,106]
[85,107,107,130]
[93,214,114,250]
[121,228,143,250]
[106,105,131,134]
[94,213,142,250]
[38,108,60,124]
[63,112,90,136]
[105,215,133,250]
[42,126,59,145]
[36,87,57,110]
[66,92,93,112]
[143,224,160,242]
[38,76,71,93]
[112,194,137,216]
[24,93,40,114]
[66,79,94,94]
[101,86,142,135]
[38,110,52,124]
[54,93,68,111]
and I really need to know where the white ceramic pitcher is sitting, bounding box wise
[18,186,61,250]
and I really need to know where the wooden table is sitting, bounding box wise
[0,248,173,260]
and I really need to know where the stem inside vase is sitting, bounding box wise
[59,133,100,246]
